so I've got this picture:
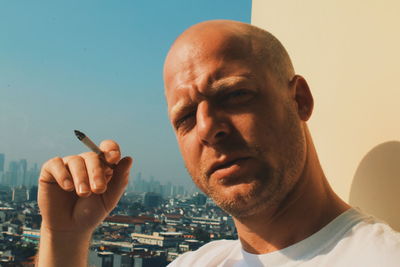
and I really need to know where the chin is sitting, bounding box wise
[208,180,271,218]
[192,161,291,218]
[214,196,267,219]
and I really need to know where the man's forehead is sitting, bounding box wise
[168,32,251,68]
[164,20,263,116]
[164,24,253,77]
[165,49,256,95]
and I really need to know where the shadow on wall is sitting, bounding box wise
[349,141,400,232]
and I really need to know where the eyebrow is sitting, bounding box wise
[210,75,252,92]
[170,99,195,121]
[170,74,254,119]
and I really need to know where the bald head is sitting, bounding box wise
[164,20,295,90]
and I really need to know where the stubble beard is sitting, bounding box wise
[187,105,307,219]
[206,164,285,218]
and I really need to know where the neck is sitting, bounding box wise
[233,127,350,254]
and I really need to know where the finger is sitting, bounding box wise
[99,140,121,164]
[39,157,74,191]
[105,168,113,183]
[103,157,133,212]
[64,156,91,197]
[80,152,107,194]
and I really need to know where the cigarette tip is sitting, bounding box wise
[74,130,86,140]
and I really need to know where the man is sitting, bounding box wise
[36,20,400,266]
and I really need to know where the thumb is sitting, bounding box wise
[99,140,121,164]
[102,156,133,212]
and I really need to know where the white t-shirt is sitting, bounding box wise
[168,208,400,266]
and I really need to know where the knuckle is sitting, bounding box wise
[65,155,83,163]
[43,156,62,169]
[50,156,63,164]
[70,169,89,181]
[90,166,103,176]
[39,163,57,182]
[38,170,50,182]
[80,151,98,159]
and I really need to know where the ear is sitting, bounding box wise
[290,75,314,121]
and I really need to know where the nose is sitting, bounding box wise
[196,101,230,146]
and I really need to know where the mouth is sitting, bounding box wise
[207,157,252,179]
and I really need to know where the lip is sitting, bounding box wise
[207,156,252,178]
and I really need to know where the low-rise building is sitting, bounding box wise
[190,216,221,227]
[161,213,184,225]
[22,227,40,244]
[131,232,183,248]
[179,239,203,253]
[103,215,158,228]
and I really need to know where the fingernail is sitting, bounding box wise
[93,180,104,190]
[63,179,74,189]
[78,183,90,194]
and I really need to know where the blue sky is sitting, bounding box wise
[0,1,252,187]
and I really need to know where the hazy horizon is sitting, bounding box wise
[0,1,252,188]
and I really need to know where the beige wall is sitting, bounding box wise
[252,1,400,229]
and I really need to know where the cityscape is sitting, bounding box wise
[0,153,237,266]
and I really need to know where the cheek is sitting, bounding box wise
[178,135,200,175]
[233,113,266,143]
[234,110,285,166]
[251,104,286,139]
[178,135,210,194]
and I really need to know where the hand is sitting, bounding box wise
[38,140,133,235]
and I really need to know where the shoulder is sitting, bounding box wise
[168,239,240,267]
[351,217,400,248]
[336,212,400,265]
[330,208,400,247]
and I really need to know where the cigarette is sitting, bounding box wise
[74,130,117,169]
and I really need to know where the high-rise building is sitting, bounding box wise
[12,185,28,202]
[0,185,12,201]
[8,161,19,187]
[28,186,38,201]
[133,172,143,192]
[2,159,36,186]
[19,159,28,186]
[0,153,5,172]
[27,163,39,187]
[192,192,207,205]
[144,192,162,208]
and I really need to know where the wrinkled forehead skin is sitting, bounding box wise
[163,20,263,113]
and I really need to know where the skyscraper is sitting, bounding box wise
[0,153,4,172]
[19,159,27,185]
[9,161,19,187]
[28,163,39,187]
[12,185,28,202]
[0,153,4,185]
[144,192,162,208]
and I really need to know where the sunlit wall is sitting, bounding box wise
[252,0,400,230]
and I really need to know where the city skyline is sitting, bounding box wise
[0,152,199,194]
[0,2,252,265]
[0,153,39,188]
[0,1,251,188]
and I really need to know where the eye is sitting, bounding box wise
[225,89,254,104]
[229,89,249,98]
[175,111,196,131]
